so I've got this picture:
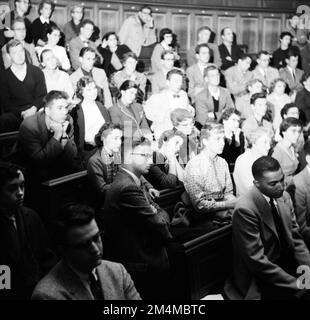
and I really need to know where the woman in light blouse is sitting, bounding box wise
[272,117,302,187]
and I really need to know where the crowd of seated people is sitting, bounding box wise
[3,1,310,301]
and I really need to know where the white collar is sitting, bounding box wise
[40,16,50,24]
[122,168,141,186]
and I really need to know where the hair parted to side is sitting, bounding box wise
[279,117,302,137]
[200,121,224,141]
[6,39,23,54]
[76,75,96,100]
[38,0,55,16]
[170,108,194,126]
[0,161,25,190]
[252,156,281,180]
[94,123,123,147]
[43,90,69,108]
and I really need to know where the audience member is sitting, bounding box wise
[225,156,310,300]
[184,122,236,218]
[71,76,111,164]
[118,5,156,58]
[0,39,47,132]
[187,26,221,67]
[186,43,211,102]
[234,127,271,196]
[218,27,243,71]
[102,137,172,299]
[295,72,310,125]
[195,65,234,127]
[219,108,245,172]
[68,19,102,71]
[63,4,84,45]
[2,17,39,69]
[0,161,56,300]
[32,203,141,300]
[41,49,74,99]
[252,51,279,88]
[272,32,296,69]
[272,117,302,187]
[70,47,112,108]
[300,32,310,74]
[286,14,308,49]
[97,31,130,78]
[144,68,194,139]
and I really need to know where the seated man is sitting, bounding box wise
[295,72,310,125]
[18,90,79,183]
[184,122,236,218]
[0,39,47,132]
[144,68,194,139]
[195,64,234,127]
[252,51,279,89]
[186,43,211,102]
[32,203,141,300]
[225,156,310,300]
[0,161,56,300]
[242,92,274,141]
[68,19,102,71]
[70,47,112,109]
[102,137,172,299]
[294,141,310,249]
[225,53,253,99]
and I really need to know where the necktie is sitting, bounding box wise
[292,70,296,82]
[89,271,104,300]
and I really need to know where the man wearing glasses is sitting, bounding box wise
[32,203,141,300]
[103,137,173,299]
[118,5,156,58]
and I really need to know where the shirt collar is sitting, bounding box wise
[68,262,96,285]
[122,168,141,186]
[40,16,50,24]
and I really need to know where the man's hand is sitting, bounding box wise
[21,106,37,119]
[49,122,63,141]
[148,188,160,199]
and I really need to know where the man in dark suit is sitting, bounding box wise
[0,161,56,300]
[225,156,310,300]
[102,137,173,299]
[294,141,310,249]
[32,203,141,300]
[218,27,243,71]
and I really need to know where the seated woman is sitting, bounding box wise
[272,117,302,187]
[71,76,111,165]
[36,25,71,71]
[151,28,180,73]
[145,130,184,190]
[233,127,271,196]
[97,31,131,78]
[41,49,74,99]
[109,80,152,139]
[170,108,200,166]
[219,108,245,172]
[111,52,147,103]
[87,123,122,206]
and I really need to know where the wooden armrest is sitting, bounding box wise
[42,170,87,187]
[0,131,19,141]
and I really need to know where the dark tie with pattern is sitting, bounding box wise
[89,271,104,300]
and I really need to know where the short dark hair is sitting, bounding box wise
[6,39,23,54]
[158,129,184,149]
[0,161,24,191]
[102,31,119,42]
[286,48,299,60]
[44,90,69,108]
[238,53,251,62]
[303,140,310,157]
[220,27,231,36]
[280,31,292,40]
[203,64,218,78]
[252,156,281,180]
[250,92,266,106]
[79,19,94,33]
[121,52,138,64]
[139,5,152,14]
[280,103,299,119]
[161,49,174,60]
[38,0,55,16]
[166,68,184,80]
[76,76,96,100]
[197,26,212,36]
[43,24,61,42]
[119,80,139,92]
[279,117,302,137]
[122,136,152,159]
[301,72,310,84]
[53,204,95,245]
[159,28,173,42]
[219,108,241,123]
[257,50,270,59]
[94,123,122,147]
[79,46,96,57]
[195,43,210,54]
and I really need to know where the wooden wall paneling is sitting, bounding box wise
[262,15,281,52]
[98,8,120,35]
[217,13,237,45]
[171,11,191,52]
[194,13,214,45]
[53,5,68,28]
[84,6,95,21]
[240,14,259,53]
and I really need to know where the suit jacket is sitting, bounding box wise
[102,169,172,276]
[71,101,111,160]
[225,186,310,300]
[70,67,113,108]
[186,43,221,67]
[279,67,304,92]
[118,14,156,56]
[225,65,253,97]
[186,63,205,101]
[218,43,243,71]
[294,167,310,248]
[295,88,310,123]
[109,99,152,138]
[195,86,234,125]
[18,111,79,182]
[252,66,279,88]
[301,44,310,74]
[68,36,102,71]
[32,259,141,300]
